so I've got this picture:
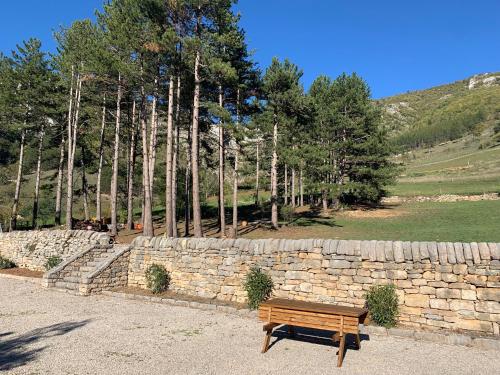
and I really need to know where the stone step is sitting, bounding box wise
[63,276,81,283]
[79,266,96,273]
[55,281,78,290]
[85,261,104,267]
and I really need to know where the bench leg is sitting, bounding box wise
[332,332,340,343]
[288,325,295,337]
[262,329,272,353]
[337,334,346,367]
[355,333,361,349]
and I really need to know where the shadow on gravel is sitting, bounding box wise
[269,326,370,361]
[0,320,91,371]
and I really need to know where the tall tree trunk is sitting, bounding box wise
[165,75,175,237]
[81,146,89,221]
[218,86,225,237]
[184,121,192,237]
[110,74,122,236]
[284,164,288,206]
[66,68,82,230]
[271,114,278,229]
[55,125,65,226]
[140,62,154,237]
[126,100,137,230]
[31,125,45,228]
[291,167,296,208]
[299,166,304,206]
[191,49,203,237]
[172,75,181,237]
[322,189,328,211]
[232,145,239,238]
[148,77,159,195]
[255,141,259,205]
[96,95,106,221]
[11,128,26,231]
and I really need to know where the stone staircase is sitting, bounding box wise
[43,244,131,295]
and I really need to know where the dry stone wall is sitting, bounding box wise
[0,230,110,271]
[129,237,500,336]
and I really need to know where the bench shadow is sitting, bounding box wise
[0,320,91,371]
[268,325,369,359]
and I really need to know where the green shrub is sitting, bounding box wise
[365,284,399,328]
[0,255,16,269]
[279,205,295,222]
[244,267,274,309]
[145,264,171,294]
[44,256,62,270]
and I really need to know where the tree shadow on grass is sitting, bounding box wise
[0,320,91,371]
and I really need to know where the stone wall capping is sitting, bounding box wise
[478,242,491,261]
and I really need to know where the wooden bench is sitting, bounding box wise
[258,298,368,367]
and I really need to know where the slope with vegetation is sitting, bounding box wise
[379,72,500,150]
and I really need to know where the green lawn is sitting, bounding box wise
[390,176,500,197]
[243,200,500,242]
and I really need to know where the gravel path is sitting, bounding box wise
[1,278,499,375]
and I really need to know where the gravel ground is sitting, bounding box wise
[1,278,499,375]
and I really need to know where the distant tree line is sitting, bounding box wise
[0,0,395,236]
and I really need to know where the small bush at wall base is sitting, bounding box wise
[145,264,171,294]
[244,267,274,310]
[44,256,62,270]
[0,255,16,269]
[365,284,399,328]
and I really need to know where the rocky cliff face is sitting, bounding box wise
[468,73,500,90]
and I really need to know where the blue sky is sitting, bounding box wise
[1,0,499,98]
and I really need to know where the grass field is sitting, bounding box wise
[391,134,500,196]
[242,200,500,242]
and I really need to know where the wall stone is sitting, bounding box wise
[0,230,110,271]
[128,237,500,336]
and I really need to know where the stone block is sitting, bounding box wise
[462,243,473,261]
[405,294,429,308]
[360,241,370,260]
[470,242,481,264]
[368,240,377,261]
[449,300,475,311]
[436,288,461,299]
[411,242,421,262]
[396,279,412,288]
[476,301,500,314]
[429,298,449,310]
[453,243,465,263]
[387,269,407,280]
[393,241,404,263]
[329,260,351,269]
[376,241,386,262]
[441,273,458,283]
[461,290,477,301]
[477,288,500,302]
[478,243,491,261]
[437,243,448,264]
[402,241,412,261]
[452,264,467,275]
[446,242,456,264]
[489,243,499,260]
[384,241,394,261]
[427,242,438,263]
[420,286,436,295]
[412,279,427,286]
[457,319,492,332]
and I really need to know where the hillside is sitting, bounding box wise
[378,72,500,149]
